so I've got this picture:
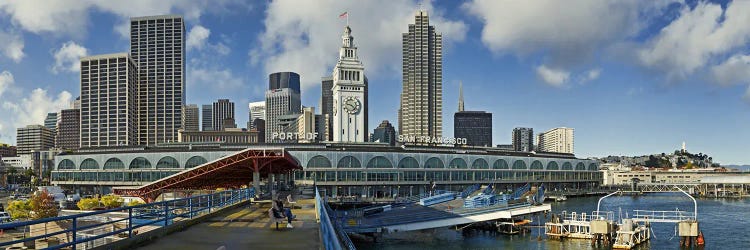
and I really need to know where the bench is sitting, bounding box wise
[287,194,299,209]
[268,208,285,230]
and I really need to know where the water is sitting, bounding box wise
[354,194,750,249]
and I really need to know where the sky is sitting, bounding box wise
[0,0,749,164]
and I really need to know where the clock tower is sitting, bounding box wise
[332,25,367,142]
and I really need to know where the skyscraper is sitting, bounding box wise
[331,25,368,143]
[80,53,139,147]
[371,120,396,146]
[512,127,534,152]
[56,108,80,150]
[265,72,301,142]
[201,104,213,131]
[537,127,575,154]
[453,83,491,147]
[130,15,185,145]
[399,10,443,142]
[44,113,57,132]
[212,99,235,131]
[321,76,334,141]
[248,101,266,129]
[16,125,55,155]
[182,104,200,131]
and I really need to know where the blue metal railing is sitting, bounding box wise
[0,188,254,250]
[316,187,355,250]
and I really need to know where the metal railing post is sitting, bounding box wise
[128,207,133,237]
[164,201,169,226]
[189,198,193,219]
[208,195,212,213]
[72,217,78,250]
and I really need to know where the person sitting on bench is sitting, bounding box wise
[273,199,295,228]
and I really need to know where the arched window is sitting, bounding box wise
[307,155,332,168]
[472,159,489,169]
[80,158,99,169]
[425,157,444,168]
[103,158,125,169]
[547,161,559,170]
[448,158,468,169]
[588,163,599,171]
[57,159,75,170]
[562,162,573,170]
[156,156,180,169]
[493,159,509,169]
[576,162,586,170]
[512,160,527,170]
[129,157,152,169]
[366,156,393,168]
[397,157,419,168]
[185,156,208,168]
[337,156,361,168]
[530,160,543,170]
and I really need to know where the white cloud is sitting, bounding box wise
[0,71,14,97]
[579,68,601,84]
[251,0,467,90]
[52,41,88,74]
[536,65,570,87]
[0,87,72,143]
[0,30,25,62]
[638,1,750,81]
[0,0,248,38]
[187,25,210,51]
[187,66,244,90]
[463,0,671,67]
[711,54,750,87]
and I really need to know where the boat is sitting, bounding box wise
[496,219,531,235]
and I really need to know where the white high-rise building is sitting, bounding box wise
[331,25,368,143]
[537,127,575,154]
[249,101,266,121]
[265,72,301,142]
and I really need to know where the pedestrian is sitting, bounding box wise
[273,198,296,228]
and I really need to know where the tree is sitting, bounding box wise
[7,166,17,184]
[100,195,124,208]
[29,190,59,219]
[24,168,34,177]
[7,200,31,219]
[77,198,101,210]
[127,200,145,207]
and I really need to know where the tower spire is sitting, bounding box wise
[458,81,465,112]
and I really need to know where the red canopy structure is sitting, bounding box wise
[113,148,301,202]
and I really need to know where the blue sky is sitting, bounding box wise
[1,0,750,164]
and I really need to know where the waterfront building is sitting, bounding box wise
[371,120,397,146]
[496,144,514,151]
[248,101,266,129]
[537,127,575,154]
[177,129,258,144]
[51,143,601,196]
[265,72,302,143]
[399,10,443,142]
[80,53,139,147]
[321,76,334,141]
[44,112,57,132]
[17,125,55,155]
[512,127,534,152]
[212,99,235,131]
[182,104,200,132]
[0,143,17,157]
[56,108,80,150]
[331,25,368,143]
[201,104,213,131]
[608,168,739,185]
[454,112,492,147]
[131,15,185,145]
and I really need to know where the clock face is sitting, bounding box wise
[343,96,361,114]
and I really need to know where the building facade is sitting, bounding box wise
[0,143,17,157]
[331,26,368,143]
[80,53,139,147]
[371,120,397,146]
[17,125,55,155]
[321,76,334,141]
[512,127,534,152]
[212,99,235,131]
[248,101,266,129]
[454,111,492,147]
[44,112,57,132]
[279,107,317,143]
[201,104,213,131]
[182,104,200,131]
[177,129,259,144]
[131,15,185,145]
[56,108,80,150]
[265,72,301,142]
[537,127,575,154]
[399,10,443,142]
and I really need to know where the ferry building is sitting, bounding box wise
[51,143,601,198]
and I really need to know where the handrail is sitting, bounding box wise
[595,191,620,216]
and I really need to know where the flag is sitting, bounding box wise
[339,12,348,19]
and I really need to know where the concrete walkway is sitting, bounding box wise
[136,198,320,250]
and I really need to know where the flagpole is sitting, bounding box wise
[347,11,349,26]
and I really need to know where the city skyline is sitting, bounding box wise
[1,1,750,164]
